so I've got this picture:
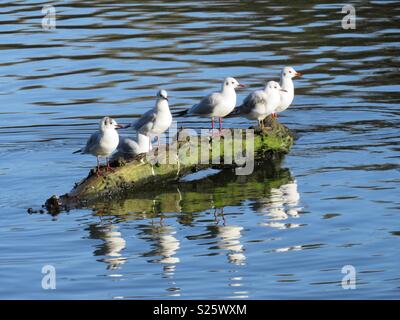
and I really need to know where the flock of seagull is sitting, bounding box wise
[74,66,301,174]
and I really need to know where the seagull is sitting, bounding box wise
[274,66,301,117]
[126,89,172,148]
[176,77,245,132]
[227,81,285,128]
[116,133,152,157]
[73,117,122,175]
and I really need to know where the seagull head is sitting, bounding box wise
[281,66,301,79]
[157,89,168,101]
[266,81,287,93]
[101,117,123,130]
[223,77,245,90]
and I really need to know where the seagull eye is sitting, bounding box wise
[226,82,229,85]
[289,71,292,73]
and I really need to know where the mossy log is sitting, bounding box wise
[45,117,294,213]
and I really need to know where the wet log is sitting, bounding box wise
[44,117,294,213]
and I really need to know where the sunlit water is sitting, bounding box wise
[0,1,399,299]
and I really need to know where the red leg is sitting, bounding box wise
[219,117,222,132]
[96,157,101,176]
[106,157,115,173]
[211,117,214,131]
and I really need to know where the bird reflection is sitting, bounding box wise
[218,225,246,265]
[88,222,127,270]
[137,221,181,296]
[138,222,180,265]
[158,229,181,265]
[207,212,248,297]
[255,180,303,229]
[207,211,246,265]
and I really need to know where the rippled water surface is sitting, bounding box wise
[0,0,399,299]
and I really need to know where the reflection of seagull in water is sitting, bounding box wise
[158,228,180,264]
[280,180,300,216]
[257,180,302,229]
[213,225,246,265]
[136,222,181,296]
[90,223,127,270]
[140,224,180,265]
[102,227,127,270]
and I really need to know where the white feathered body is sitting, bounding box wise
[189,87,237,118]
[117,133,152,156]
[151,100,172,135]
[238,86,281,121]
[135,99,172,137]
[276,77,294,113]
[82,128,119,157]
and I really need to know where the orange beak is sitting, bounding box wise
[295,72,302,77]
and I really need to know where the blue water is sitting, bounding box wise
[0,0,399,299]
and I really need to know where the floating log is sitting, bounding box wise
[44,117,294,213]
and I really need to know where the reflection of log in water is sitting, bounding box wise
[89,156,293,221]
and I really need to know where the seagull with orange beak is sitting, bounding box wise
[273,66,301,117]
[177,77,245,133]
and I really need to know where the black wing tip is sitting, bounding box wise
[225,106,242,118]
[174,109,189,117]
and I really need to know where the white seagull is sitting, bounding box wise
[274,66,301,117]
[116,133,152,157]
[228,80,285,128]
[127,89,172,148]
[73,117,122,175]
[177,77,245,132]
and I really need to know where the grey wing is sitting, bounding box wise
[189,93,220,116]
[238,91,265,114]
[132,109,156,132]
[118,137,139,155]
[82,131,100,154]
